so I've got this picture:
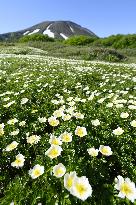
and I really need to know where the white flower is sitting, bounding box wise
[31,109,38,113]
[113,127,124,135]
[132,77,136,82]
[74,112,84,119]
[10,129,19,136]
[19,121,26,126]
[21,98,28,105]
[49,134,62,145]
[45,145,62,159]
[7,118,18,125]
[83,86,89,91]
[60,132,72,142]
[130,120,136,127]
[59,105,66,111]
[48,116,59,126]
[0,124,4,136]
[29,164,44,179]
[0,128,4,136]
[71,176,92,201]
[38,117,47,123]
[53,109,64,118]
[26,132,30,137]
[67,97,73,101]
[99,145,112,156]
[106,103,113,108]
[115,104,124,108]
[64,171,77,191]
[51,100,59,105]
[86,91,90,95]
[62,114,72,121]
[75,126,87,138]
[120,112,129,119]
[128,105,136,110]
[91,119,100,126]
[74,97,81,102]
[88,94,94,101]
[87,147,99,157]
[66,106,76,115]
[5,141,19,151]
[11,154,25,168]
[53,163,66,178]
[68,101,76,107]
[3,101,15,108]
[80,99,86,103]
[27,135,41,145]
[59,99,65,104]
[114,175,136,203]
[97,98,105,103]
[0,123,4,129]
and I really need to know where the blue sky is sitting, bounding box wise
[0,0,135,37]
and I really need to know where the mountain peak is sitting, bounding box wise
[0,20,97,40]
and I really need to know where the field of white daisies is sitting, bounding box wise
[0,52,136,205]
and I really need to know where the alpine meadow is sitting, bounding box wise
[0,1,136,204]
[0,50,136,204]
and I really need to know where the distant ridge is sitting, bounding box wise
[0,20,97,40]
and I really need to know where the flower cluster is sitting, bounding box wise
[1,52,136,204]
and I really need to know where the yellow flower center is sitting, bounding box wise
[121,183,133,196]
[50,120,58,126]
[8,144,16,150]
[101,147,109,155]
[63,134,70,142]
[67,177,73,188]
[52,139,60,145]
[49,149,59,157]
[77,128,84,137]
[15,159,22,165]
[33,169,41,177]
[56,168,64,175]
[29,136,36,143]
[76,183,87,196]
[10,120,15,124]
[0,129,4,135]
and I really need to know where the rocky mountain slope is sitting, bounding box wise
[0,21,97,40]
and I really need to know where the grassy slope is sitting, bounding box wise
[0,42,136,63]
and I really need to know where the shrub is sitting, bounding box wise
[19,33,55,43]
[64,35,98,46]
[84,47,126,62]
[93,34,136,49]
[113,34,136,49]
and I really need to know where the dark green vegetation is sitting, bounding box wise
[64,34,136,49]
[1,33,136,49]
[64,35,98,46]
[19,34,55,43]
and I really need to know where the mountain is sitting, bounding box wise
[0,21,97,41]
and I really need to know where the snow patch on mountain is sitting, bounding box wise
[23,31,30,35]
[46,24,53,30]
[60,33,68,39]
[43,29,54,38]
[28,29,40,35]
[70,26,74,33]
